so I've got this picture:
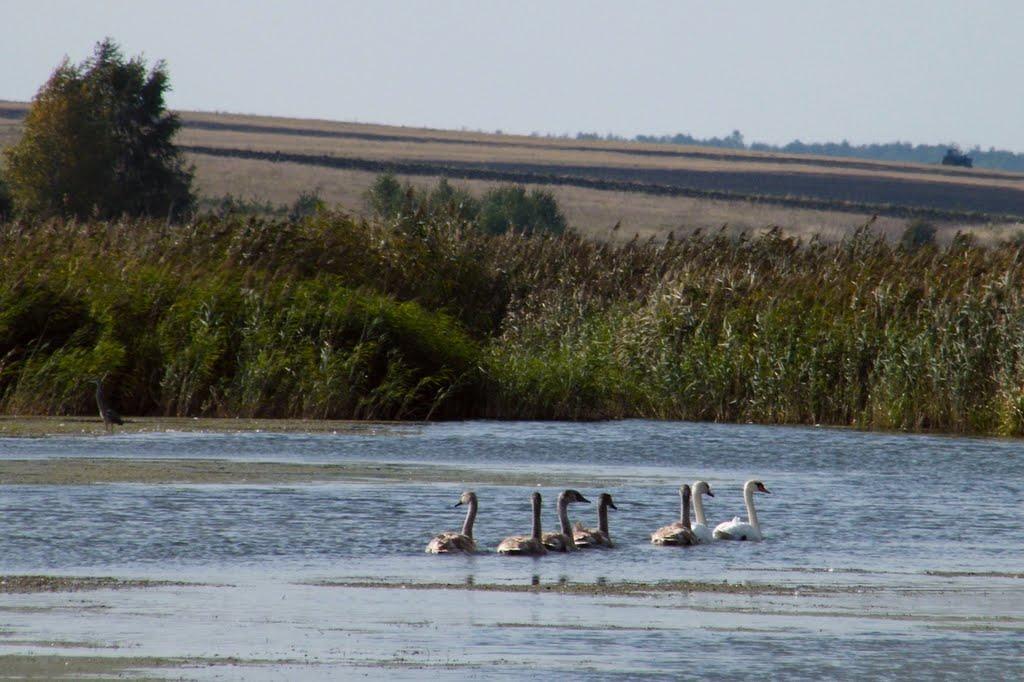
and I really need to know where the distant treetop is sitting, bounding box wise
[941,147,973,168]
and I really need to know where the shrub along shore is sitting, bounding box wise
[3,211,1024,435]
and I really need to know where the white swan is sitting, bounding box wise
[425,490,478,553]
[690,480,715,544]
[713,479,771,541]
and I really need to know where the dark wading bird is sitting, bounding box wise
[92,378,124,433]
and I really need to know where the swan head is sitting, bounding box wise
[453,490,477,507]
[693,481,714,497]
[746,480,771,494]
[598,493,617,510]
[559,489,590,505]
[530,491,542,505]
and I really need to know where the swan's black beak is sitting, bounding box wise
[453,501,463,507]
[608,500,618,510]
[707,490,715,497]
[580,495,591,504]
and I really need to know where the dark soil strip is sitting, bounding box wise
[0,575,191,593]
[314,579,826,597]
[2,103,1017,181]
[179,118,1016,180]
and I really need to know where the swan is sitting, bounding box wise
[425,490,478,554]
[691,480,715,544]
[573,492,617,548]
[542,489,590,551]
[713,479,771,541]
[497,491,547,556]
[651,484,698,546]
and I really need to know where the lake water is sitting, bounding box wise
[0,420,1021,679]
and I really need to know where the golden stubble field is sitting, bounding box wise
[3,100,1023,242]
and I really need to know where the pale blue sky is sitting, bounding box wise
[3,1,1023,150]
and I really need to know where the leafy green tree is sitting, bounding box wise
[364,172,411,220]
[941,146,973,168]
[478,185,567,235]
[3,38,194,220]
[289,190,325,220]
[364,175,567,235]
[425,178,479,221]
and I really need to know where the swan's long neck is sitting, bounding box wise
[598,499,610,536]
[531,495,542,540]
[461,496,477,539]
[557,494,577,548]
[681,486,692,530]
[693,489,707,526]
[684,485,692,528]
[744,482,760,531]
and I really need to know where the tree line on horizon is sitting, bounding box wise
[572,129,1024,172]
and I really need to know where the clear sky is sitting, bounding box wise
[2,1,1022,151]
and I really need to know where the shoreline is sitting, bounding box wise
[0,415,407,438]
[2,415,1020,444]
[0,457,623,487]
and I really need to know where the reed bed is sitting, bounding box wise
[3,212,1024,434]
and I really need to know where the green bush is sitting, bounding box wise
[0,171,12,220]
[5,214,1024,434]
[478,185,566,235]
[288,190,325,221]
[900,219,937,250]
[365,174,564,236]
[365,173,411,220]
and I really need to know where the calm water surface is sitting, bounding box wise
[0,420,1021,679]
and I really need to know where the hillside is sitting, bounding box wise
[3,101,1023,241]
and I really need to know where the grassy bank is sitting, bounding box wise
[3,212,1024,434]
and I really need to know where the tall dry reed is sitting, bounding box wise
[3,213,1024,434]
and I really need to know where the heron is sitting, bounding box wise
[92,378,124,433]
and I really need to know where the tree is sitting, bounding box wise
[900,219,937,250]
[288,189,325,220]
[941,146,973,168]
[364,172,410,220]
[0,171,12,221]
[478,186,567,235]
[3,38,194,220]
[424,177,478,221]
